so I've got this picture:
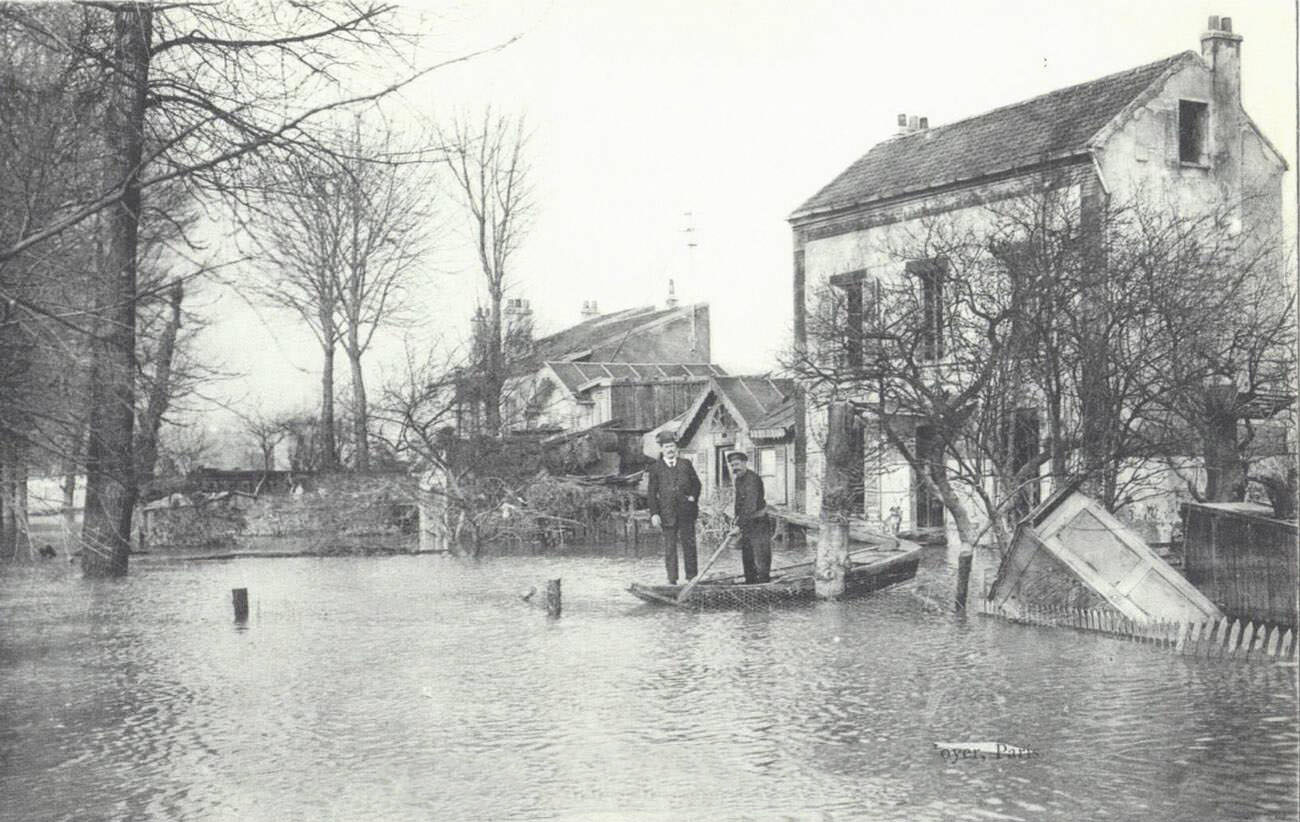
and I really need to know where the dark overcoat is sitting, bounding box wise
[647,457,701,527]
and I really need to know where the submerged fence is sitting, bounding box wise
[978,598,1300,662]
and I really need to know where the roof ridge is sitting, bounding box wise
[884,51,1191,147]
[792,51,1200,220]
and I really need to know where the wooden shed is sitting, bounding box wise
[988,486,1222,623]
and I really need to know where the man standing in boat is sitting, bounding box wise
[647,429,701,585]
[727,451,771,584]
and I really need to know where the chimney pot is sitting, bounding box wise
[918,116,929,130]
[897,113,907,127]
[907,115,919,130]
[1207,15,1219,30]
[1220,17,1231,32]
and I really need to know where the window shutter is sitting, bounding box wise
[774,446,788,504]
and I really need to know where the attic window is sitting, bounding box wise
[1178,100,1208,165]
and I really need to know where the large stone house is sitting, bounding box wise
[787,17,1288,539]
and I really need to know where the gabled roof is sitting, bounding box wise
[531,303,704,363]
[791,52,1197,221]
[678,376,795,442]
[750,396,796,438]
[543,362,726,395]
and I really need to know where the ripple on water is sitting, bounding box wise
[0,551,1295,821]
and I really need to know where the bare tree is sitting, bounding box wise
[436,109,533,436]
[788,181,1293,555]
[240,409,291,472]
[0,2,505,575]
[247,155,346,470]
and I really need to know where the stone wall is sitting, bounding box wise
[142,473,418,550]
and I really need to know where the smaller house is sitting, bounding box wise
[645,377,796,507]
[482,295,715,435]
[523,362,725,433]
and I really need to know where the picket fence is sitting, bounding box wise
[977,598,1299,662]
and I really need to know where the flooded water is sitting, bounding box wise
[1,545,1296,821]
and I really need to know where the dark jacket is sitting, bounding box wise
[733,470,767,526]
[647,457,701,527]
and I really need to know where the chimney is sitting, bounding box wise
[895,114,930,136]
[666,279,679,309]
[1200,15,1243,199]
[504,297,533,330]
[580,300,599,319]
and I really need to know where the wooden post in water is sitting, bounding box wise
[955,550,973,612]
[545,578,562,618]
[815,402,857,599]
[231,587,249,622]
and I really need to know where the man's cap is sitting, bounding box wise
[725,451,749,463]
[655,429,678,444]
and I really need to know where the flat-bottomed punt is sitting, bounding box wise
[627,537,923,608]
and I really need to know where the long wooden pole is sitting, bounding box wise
[676,531,738,604]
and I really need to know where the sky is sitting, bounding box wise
[197,0,1298,428]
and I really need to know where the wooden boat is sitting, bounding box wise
[627,538,923,608]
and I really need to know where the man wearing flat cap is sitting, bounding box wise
[647,429,701,584]
[727,451,771,584]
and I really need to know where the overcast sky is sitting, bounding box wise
[199,0,1298,425]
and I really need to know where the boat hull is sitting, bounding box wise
[627,546,922,608]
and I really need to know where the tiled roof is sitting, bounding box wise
[532,304,698,363]
[792,52,1195,220]
[712,377,795,427]
[679,377,796,443]
[544,362,726,394]
[751,396,795,433]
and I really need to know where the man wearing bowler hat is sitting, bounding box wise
[727,450,771,584]
[647,428,701,584]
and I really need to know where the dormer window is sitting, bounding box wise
[1178,100,1209,165]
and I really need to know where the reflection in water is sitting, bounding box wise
[0,545,1295,821]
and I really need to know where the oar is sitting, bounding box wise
[676,529,739,605]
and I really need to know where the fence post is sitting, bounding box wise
[545,579,562,618]
[955,550,973,613]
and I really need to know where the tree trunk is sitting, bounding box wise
[320,336,337,470]
[483,292,504,436]
[816,402,857,598]
[82,5,151,577]
[1203,380,1247,502]
[61,463,78,554]
[1,439,14,559]
[135,279,182,491]
[347,343,369,471]
[12,457,30,560]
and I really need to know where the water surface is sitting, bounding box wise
[1,546,1295,820]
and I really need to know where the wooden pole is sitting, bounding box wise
[816,402,857,599]
[545,578,561,618]
[955,550,973,611]
[231,587,249,622]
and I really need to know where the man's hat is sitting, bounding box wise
[725,450,749,463]
[655,429,678,444]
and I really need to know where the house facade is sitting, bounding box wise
[455,295,715,436]
[643,376,796,509]
[787,17,1288,537]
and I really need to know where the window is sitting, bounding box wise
[756,446,787,504]
[830,271,883,371]
[713,446,733,489]
[1007,408,1042,519]
[1178,100,1208,165]
[913,424,945,527]
[907,259,946,361]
